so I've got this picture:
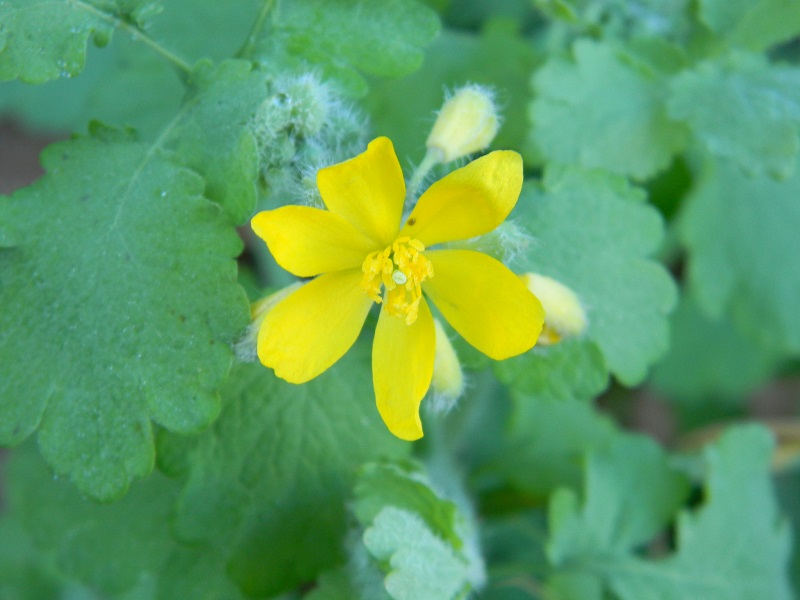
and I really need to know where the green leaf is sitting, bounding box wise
[0,0,116,83]
[668,53,800,178]
[0,39,184,138]
[479,395,619,500]
[144,0,261,63]
[530,39,687,180]
[547,435,690,565]
[366,18,540,164]
[604,425,794,600]
[494,338,608,403]
[534,0,692,39]
[164,60,267,224]
[363,507,473,600]
[256,0,440,96]
[5,442,179,596]
[0,515,63,600]
[515,167,677,385]
[0,130,249,500]
[698,0,800,51]
[0,1,265,137]
[351,457,485,599]
[305,567,367,600]
[650,294,781,424]
[160,345,409,598]
[354,462,462,550]
[680,156,800,353]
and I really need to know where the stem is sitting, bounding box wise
[72,0,192,75]
[238,0,277,59]
[407,148,442,203]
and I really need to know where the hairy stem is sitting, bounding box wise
[73,0,193,75]
[238,0,277,59]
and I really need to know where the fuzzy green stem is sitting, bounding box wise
[73,0,192,74]
[407,148,443,202]
[238,0,277,59]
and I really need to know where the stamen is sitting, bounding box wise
[360,237,434,325]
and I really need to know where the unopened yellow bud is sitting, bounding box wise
[429,319,464,412]
[235,282,303,362]
[520,273,587,345]
[426,85,500,163]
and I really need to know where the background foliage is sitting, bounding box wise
[1,0,799,598]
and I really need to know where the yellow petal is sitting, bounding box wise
[258,270,373,383]
[399,150,523,246]
[251,206,379,278]
[423,250,543,360]
[317,137,405,245]
[373,299,435,441]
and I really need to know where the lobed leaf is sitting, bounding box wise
[5,442,179,596]
[650,294,781,424]
[160,345,409,597]
[0,0,118,83]
[547,435,690,565]
[698,0,800,51]
[607,426,794,600]
[668,52,800,178]
[680,156,800,353]
[514,167,677,385]
[256,0,440,96]
[494,338,608,403]
[479,395,619,500]
[0,129,249,500]
[353,460,484,600]
[354,462,462,550]
[363,507,472,600]
[164,60,268,224]
[530,39,687,180]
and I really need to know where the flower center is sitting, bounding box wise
[361,237,434,325]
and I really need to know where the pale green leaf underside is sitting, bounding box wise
[681,157,800,353]
[530,39,687,180]
[257,0,440,96]
[515,167,677,384]
[363,507,471,600]
[668,53,800,178]
[0,0,121,83]
[354,462,462,550]
[0,132,249,500]
[162,346,409,597]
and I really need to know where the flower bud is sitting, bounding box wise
[426,85,500,163]
[520,273,587,345]
[429,319,464,413]
[235,282,303,362]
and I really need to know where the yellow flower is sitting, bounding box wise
[251,137,544,440]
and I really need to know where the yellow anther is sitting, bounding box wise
[361,237,433,324]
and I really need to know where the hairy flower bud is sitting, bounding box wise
[429,319,464,413]
[235,283,303,362]
[426,85,500,163]
[520,273,587,345]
